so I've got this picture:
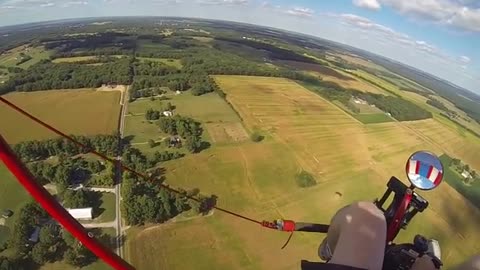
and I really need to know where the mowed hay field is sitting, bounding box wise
[126,76,480,269]
[0,89,121,143]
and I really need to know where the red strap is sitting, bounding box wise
[386,190,412,242]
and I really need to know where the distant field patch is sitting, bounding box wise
[353,113,393,124]
[278,60,353,80]
[137,57,183,69]
[52,56,99,63]
[0,89,121,143]
[0,45,51,68]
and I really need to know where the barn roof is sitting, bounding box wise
[67,207,93,220]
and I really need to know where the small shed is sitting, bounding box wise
[461,171,471,179]
[67,208,93,221]
[163,111,173,117]
[1,209,13,218]
[175,90,181,95]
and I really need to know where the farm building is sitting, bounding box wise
[163,111,173,117]
[175,90,181,95]
[169,136,182,148]
[461,171,471,179]
[29,227,41,243]
[67,208,93,221]
[1,209,13,218]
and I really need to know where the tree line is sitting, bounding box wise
[122,172,215,225]
[13,135,118,162]
[0,59,133,94]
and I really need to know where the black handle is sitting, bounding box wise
[295,222,329,233]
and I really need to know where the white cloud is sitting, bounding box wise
[460,55,471,63]
[379,0,480,32]
[352,0,381,10]
[196,0,248,5]
[40,2,55,7]
[64,1,88,5]
[285,7,314,18]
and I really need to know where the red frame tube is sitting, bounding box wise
[386,189,413,242]
[0,135,134,270]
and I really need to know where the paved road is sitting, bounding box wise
[114,87,128,257]
[82,221,116,228]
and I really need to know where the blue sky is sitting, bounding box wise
[0,0,479,93]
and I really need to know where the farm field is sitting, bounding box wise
[52,56,99,63]
[126,75,480,269]
[0,89,121,144]
[404,119,480,171]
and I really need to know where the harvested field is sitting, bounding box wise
[0,89,121,143]
[206,122,248,143]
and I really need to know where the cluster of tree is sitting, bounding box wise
[214,37,318,63]
[427,98,458,117]
[451,158,478,182]
[303,80,432,121]
[157,116,203,153]
[145,108,161,120]
[250,132,264,142]
[62,189,91,208]
[133,60,179,76]
[0,59,133,94]
[45,32,135,55]
[191,76,219,96]
[6,66,23,73]
[121,172,215,225]
[359,94,432,121]
[13,135,118,162]
[28,156,110,193]
[0,256,24,270]
[296,171,317,188]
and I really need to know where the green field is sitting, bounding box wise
[0,163,31,245]
[95,192,116,222]
[0,89,121,144]
[125,76,480,269]
[136,39,171,54]
[137,57,183,69]
[353,113,393,124]
[52,56,99,63]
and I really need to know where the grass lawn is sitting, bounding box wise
[137,57,183,69]
[0,89,121,144]
[94,192,116,222]
[353,113,393,124]
[0,164,31,241]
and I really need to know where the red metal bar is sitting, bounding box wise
[386,189,413,242]
[0,135,134,270]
